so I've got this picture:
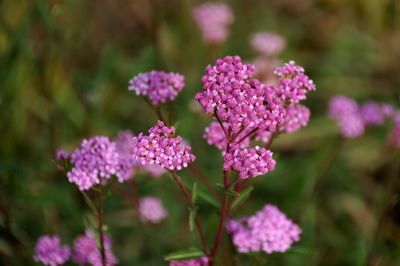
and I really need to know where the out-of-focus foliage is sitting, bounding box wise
[0,0,399,265]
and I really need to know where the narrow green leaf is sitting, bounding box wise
[189,208,196,232]
[231,186,254,210]
[84,217,100,247]
[80,191,98,214]
[226,189,240,197]
[164,247,205,261]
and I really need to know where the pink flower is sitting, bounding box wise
[273,61,316,103]
[328,95,358,120]
[34,235,70,266]
[251,32,286,56]
[227,204,301,254]
[66,136,131,191]
[129,71,184,105]
[196,55,285,134]
[280,104,310,133]
[359,101,385,126]
[192,3,233,44]
[338,113,365,138]
[72,230,117,266]
[139,196,168,223]
[223,146,276,179]
[133,121,196,171]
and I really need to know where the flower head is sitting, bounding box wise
[66,136,130,191]
[359,101,386,126]
[169,257,209,266]
[192,3,233,44]
[226,204,301,253]
[196,55,285,134]
[328,95,358,119]
[34,235,70,266]
[280,104,310,133]
[72,230,117,266]
[129,71,184,105]
[338,113,365,138]
[251,32,286,57]
[273,61,316,103]
[133,121,196,171]
[223,146,276,179]
[139,196,168,223]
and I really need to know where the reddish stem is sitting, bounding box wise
[170,171,209,254]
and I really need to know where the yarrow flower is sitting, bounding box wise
[34,235,70,266]
[328,95,358,120]
[72,230,117,266]
[129,71,185,105]
[139,196,168,224]
[65,136,130,190]
[196,55,286,134]
[280,104,310,133]
[359,101,386,126]
[226,204,301,253]
[204,121,250,152]
[169,257,209,266]
[192,3,233,44]
[273,61,316,103]
[133,121,196,171]
[251,32,286,57]
[328,95,364,138]
[223,146,276,179]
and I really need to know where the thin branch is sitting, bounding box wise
[189,164,220,201]
[169,171,209,254]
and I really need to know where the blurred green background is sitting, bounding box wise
[1,0,400,265]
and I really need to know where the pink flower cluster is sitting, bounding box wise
[251,32,286,57]
[133,121,196,171]
[226,204,301,253]
[196,55,285,134]
[139,196,168,224]
[223,146,276,179]
[273,61,316,103]
[129,71,185,105]
[204,122,250,152]
[328,96,395,138]
[66,136,132,190]
[72,230,117,266]
[192,3,233,44]
[280,104,310,133]
[114,131,166,179]
[169,257,209,266]
[34,236,70,266]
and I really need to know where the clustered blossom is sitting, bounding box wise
[192,3,233,44]
[204,122,250,152]
[34,235,70,266]
[139,196,168,224]
[359,101,386,126]
[280,104,310,133]
[169,257,209,266]
[196,55,286,134]
[328,96,396,139]
[66,136,130,190]
[328,96,364,138]
[223,146,276,179]
[72,230,117,266]
[226,204,301,254]
[129,71,185,105]
[273,61,316,103]
[251,32,286,57]
[114,131,166,178]
[133,121,196,171]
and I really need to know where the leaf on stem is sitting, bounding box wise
[80,191,98,214]
[189,208,196,232]
[164,247,205,261]
[231,186,254,210]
